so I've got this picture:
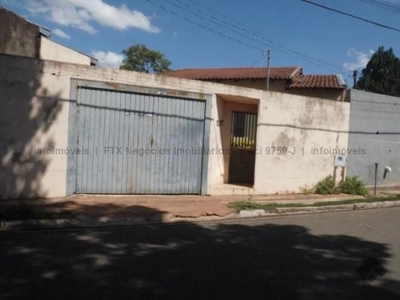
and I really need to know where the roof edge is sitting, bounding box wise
[336,74,346,86]
[289,67,303,79]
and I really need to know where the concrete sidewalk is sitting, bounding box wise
[1,195,237,220]
[1,191,400,231]
[3,191,399,220]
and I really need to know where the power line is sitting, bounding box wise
[173,0,348,72]
[145,0,264,52]
[154,0,347,72]
[172,0,276,47]
[249,55,267,67]
[184,0,285,41]
[164,0,266,47]
[15,0,348,73]
[301,0,400,33]
[358,0,400,14]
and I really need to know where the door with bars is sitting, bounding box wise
[228,111,258,184]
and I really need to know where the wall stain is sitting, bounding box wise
[274,131,297,149]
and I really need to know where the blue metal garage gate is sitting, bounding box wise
[71,84,207,195]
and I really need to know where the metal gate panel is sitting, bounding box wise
[75,87,206,194]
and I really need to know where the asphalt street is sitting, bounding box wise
[1,208,400,300]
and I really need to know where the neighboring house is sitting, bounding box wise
[165,67,347,101]
[0,6,96,66]
[40,35,97,66]
[347,89,400,188]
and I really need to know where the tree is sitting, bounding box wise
[356,46,400,97]
[119,44,171,73]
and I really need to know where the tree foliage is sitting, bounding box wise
[356,46,400,97]
[119,44,171,73]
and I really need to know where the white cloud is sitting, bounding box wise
[343,48,375,70]
[26,0,160,35]
[52,28,71,40]
[91,50,124,68]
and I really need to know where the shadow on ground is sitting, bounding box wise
[1,215,399,300]
[0,200,172,221]
[0,196,234,221]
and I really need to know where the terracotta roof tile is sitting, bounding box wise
[288,75,345,89]
[164,67,302,80]
[164,67,346,90]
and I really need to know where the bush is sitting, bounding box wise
[314,175,369,196]
[314,175,338,195]
[300,184,315,195]
[338,176,369,196]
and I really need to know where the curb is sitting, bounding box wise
[1,200,400,231]
[236,200,400,218]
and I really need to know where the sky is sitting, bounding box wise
[2,0,400,85]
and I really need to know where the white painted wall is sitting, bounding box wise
[40,38,93,66]
[254,93,349,194]
[0,55,350,198]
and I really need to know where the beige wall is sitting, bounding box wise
[287,88,345,102]
[0,8,40,58]
[0,54,350,198]
[253,94,349,194]
[0,57,71,198]
[40,38,93,65]
[217,79,286,93]
[207,94,349,194]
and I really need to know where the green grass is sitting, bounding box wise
[228,194,400,212]
[0,205,71,221]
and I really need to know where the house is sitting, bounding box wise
[0,53,350,198]
[0,6,97,66]
[0,6,356,199]
[165,67,347,101]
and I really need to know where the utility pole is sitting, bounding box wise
[353,70,358,88]
[266,49,271,91]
